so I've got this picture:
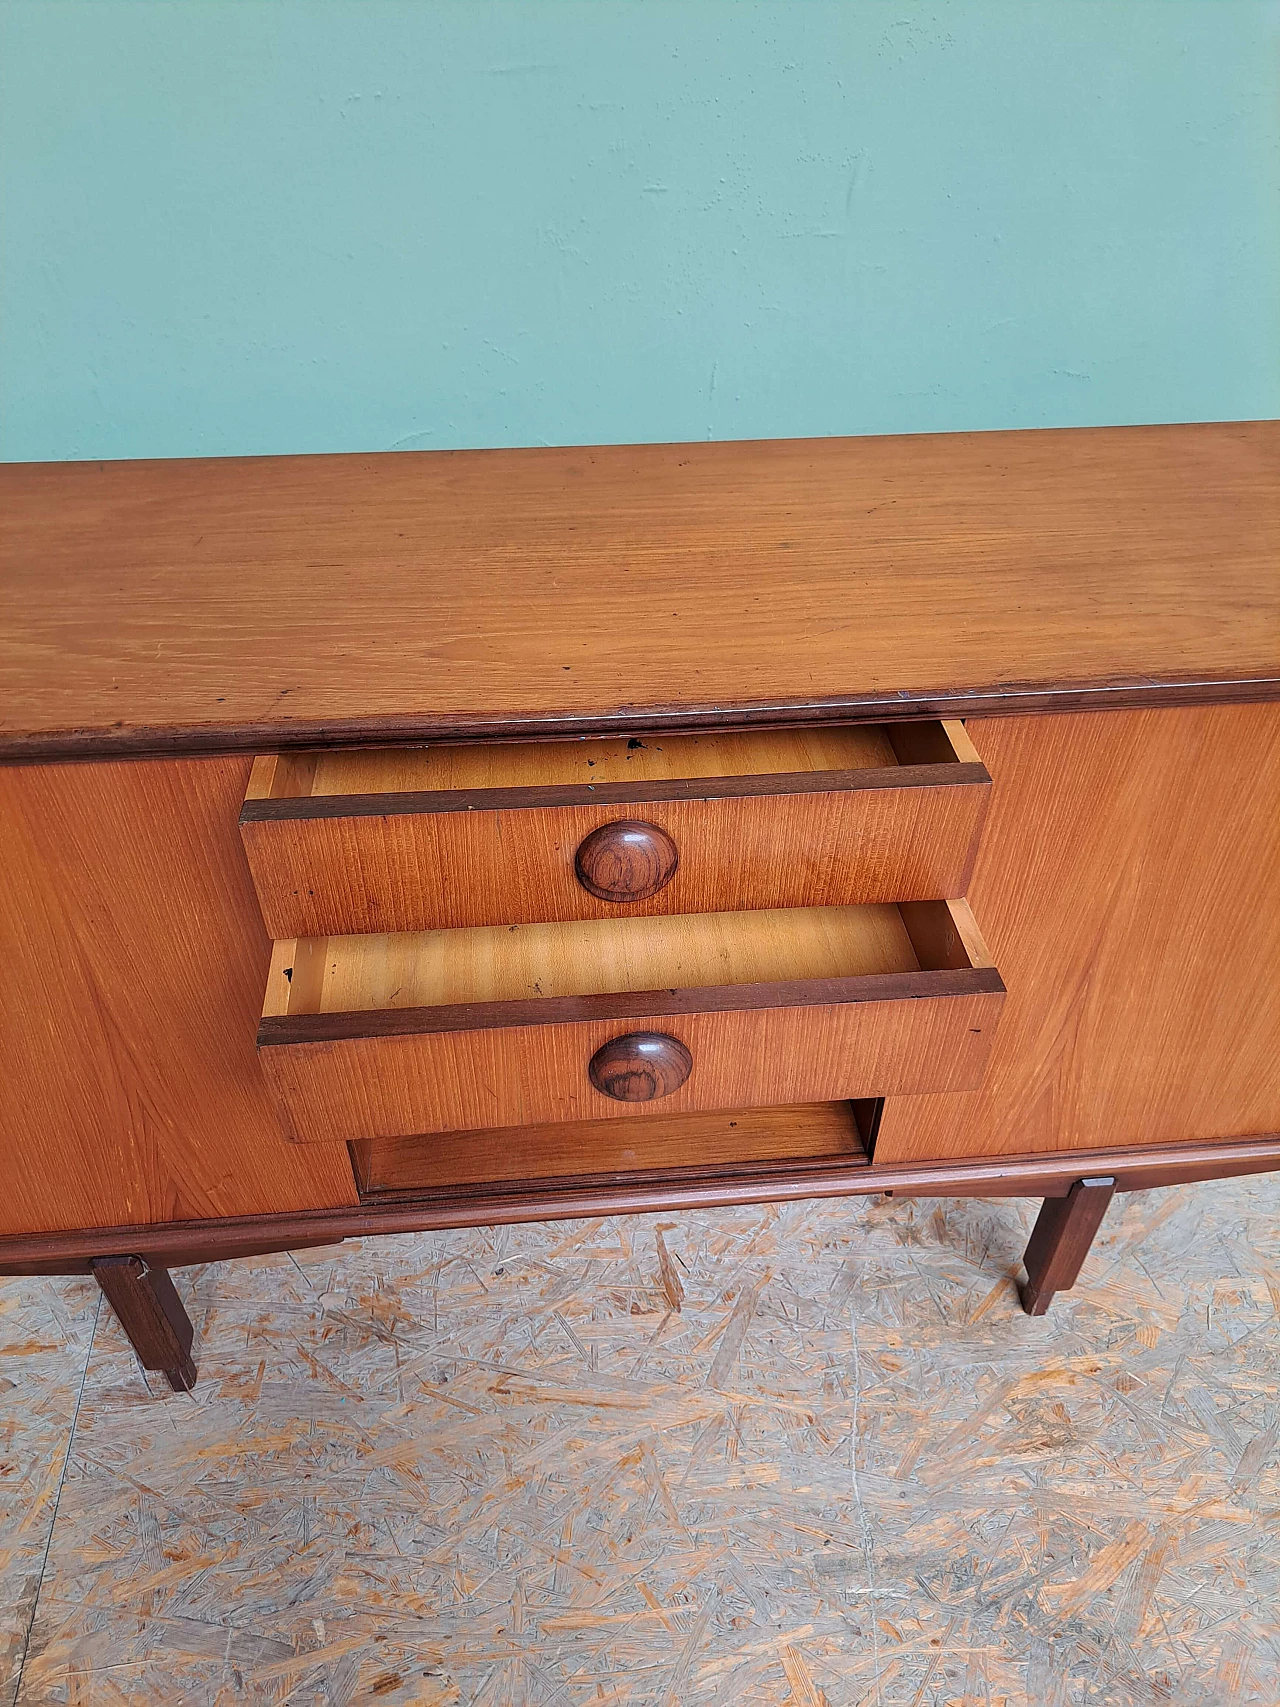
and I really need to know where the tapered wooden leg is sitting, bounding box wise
[1018,1176,1116,1316]
[91,1256,198,1391]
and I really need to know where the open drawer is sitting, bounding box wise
[240,720,990,937]
[258,898,1005,1144]
[352,1101,881,1219]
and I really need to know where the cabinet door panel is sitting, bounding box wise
[874,704,1280,1163]
[0,757,358,1235]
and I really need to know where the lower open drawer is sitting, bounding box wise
[353,1100,881,1200]
[258,898,1004,1143]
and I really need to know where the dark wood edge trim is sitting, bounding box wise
[0,1236,344,1278]
[238,762,990,822]
[854,1096,886,1158]
[257,966,1007,1047]
[7,675,1280,765]
[3,1131,1279,1271]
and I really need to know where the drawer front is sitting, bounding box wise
[240,721,990,936]
[257,899,1004,1144]
[260,983,1002,1144]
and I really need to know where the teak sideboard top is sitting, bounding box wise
[2,420,1278,761]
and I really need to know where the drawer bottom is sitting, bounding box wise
[352,1100,880,1201]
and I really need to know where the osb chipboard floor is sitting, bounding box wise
[4,1179,1280,1705]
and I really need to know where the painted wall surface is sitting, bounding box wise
[1,1,1277,462]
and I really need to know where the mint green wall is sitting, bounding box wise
[2,1,1277,461]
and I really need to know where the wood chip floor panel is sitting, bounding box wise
[3,1180,1280,1704]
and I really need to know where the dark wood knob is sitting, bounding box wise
[575,819,679,902]
[589,1032,693,1102]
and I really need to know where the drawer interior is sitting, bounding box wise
[247,718,980,801]
[264,898,992,1020]
[352,1100,879,1197]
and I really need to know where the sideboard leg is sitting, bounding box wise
[1018,1176,1116,1316]
[91,1256,198,1391]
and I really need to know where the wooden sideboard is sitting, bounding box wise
[2,421,1278,1390]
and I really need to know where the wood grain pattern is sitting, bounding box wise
[240,776,991,937]
[240,727,989,937]
[259,987,1003,1143]
[309,723,905,790]
[4,423,1278,760]
[2,1131,1279,1269]
[588,1032,694,1101]
[0,757,358,1236]
[351,1101,869,1194]
[260,966,1004,1045]
[875,704,1280,1162]
[0,1235,344,1277]
[239,762,990,818]
[574,819,680,902]
[266,901,929,1014]
[255,908,1001,1147]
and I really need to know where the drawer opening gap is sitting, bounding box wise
[350,1100,873,1196]
[246,719,978,801]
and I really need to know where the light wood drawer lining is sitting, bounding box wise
[264,902,926,1019]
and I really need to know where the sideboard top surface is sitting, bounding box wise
[2,420,1277,760]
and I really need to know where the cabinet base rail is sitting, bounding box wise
[2,1133,1278,1389]
[2,1130,1276,1276]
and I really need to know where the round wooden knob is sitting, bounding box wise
[575,820,679,903]
[589,1032,693,1102]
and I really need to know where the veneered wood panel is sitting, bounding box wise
[352,1102,868,1194]
[256,900,1001,1141]
[240,742,990,936]
[3,423,1278,759]
[874,704,1280,1162]
[0,758,358,1235]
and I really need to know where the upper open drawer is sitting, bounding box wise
[240,720,991,936]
